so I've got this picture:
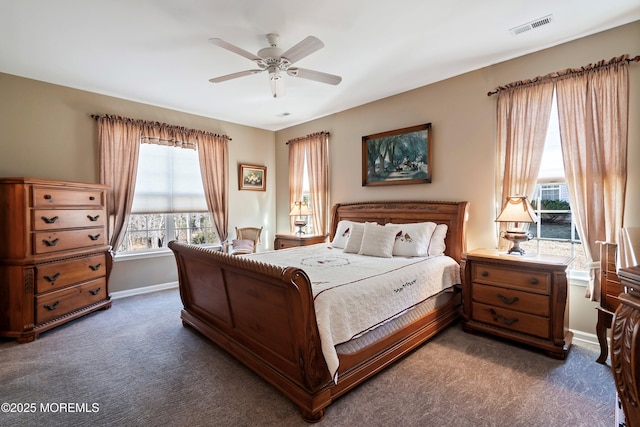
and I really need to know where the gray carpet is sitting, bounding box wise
[0,288,615,427]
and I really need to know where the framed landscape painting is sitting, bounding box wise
[362,123,432,186]
[239,164,266,191]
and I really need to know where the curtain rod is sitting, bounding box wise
[286,131,330,145]
[90,114,232,140]
[487,54,639,96]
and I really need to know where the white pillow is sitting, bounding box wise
[343,222,366,253]
[428,224,448,256]
[359,223,398,258]
[331,220,353,248]
[385,222,436,257]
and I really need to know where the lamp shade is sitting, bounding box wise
[289,201,312,216]
[496,196,538,224]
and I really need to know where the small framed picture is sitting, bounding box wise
[239,164,266,191]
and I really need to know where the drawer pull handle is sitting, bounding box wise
[43,238,60,247]
[497,294,519,305]
[44,272,61,283]
[44,194,52,200]
[530,278,539,285]
[89,196,95,201]
[87,214,100,222]
[89,287,102,296]
[89,263,102,271]
[44,301,60,311]
[88,233,101,241]
[481,271,489,277]
[41,215,59,224]
[490,309,519,325]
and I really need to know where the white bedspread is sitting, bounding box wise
[245,244,460,381]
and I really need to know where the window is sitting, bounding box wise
[519,92,587,276]
[117,143,219,253]
[299,155,313,234]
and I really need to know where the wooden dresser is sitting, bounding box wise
[0,177,112,342]
[461,248,573,359]
[611,265,640,427]
[274,233,328,250]
[595,242,623,363]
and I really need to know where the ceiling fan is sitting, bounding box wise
[208,33,342,98]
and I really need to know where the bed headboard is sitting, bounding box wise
[330,200,469,263]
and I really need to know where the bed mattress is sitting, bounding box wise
[246,244,461,380]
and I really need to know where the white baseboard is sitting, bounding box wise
[570,329,599,346]
[110,281,178,300]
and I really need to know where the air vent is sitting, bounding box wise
[509,14,554,36]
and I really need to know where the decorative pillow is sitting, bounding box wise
[230,239,254,254]
[331,220,354,248]
[358,223,399,258]
[428,224,448,256]
[385,222,436,257]
[343,222,366,253]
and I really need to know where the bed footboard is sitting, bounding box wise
[168,241,332,422]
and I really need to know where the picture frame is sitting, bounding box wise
[239,164,267,191]
[362,123,432,186]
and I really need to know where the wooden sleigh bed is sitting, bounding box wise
[169,200,468,422]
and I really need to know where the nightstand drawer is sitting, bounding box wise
[472,302,549,339]
[472,264,550,294]
[472,284,549,317]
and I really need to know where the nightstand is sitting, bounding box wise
[461,248,573,359]
[274,234,328,250]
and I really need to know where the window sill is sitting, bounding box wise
[114,244,221,262]
[568,271,589,287]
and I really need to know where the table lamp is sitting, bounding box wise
[496,195,538,255]
[289,201,312,235]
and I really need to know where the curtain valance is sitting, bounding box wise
[91,114,231,150]
[286,131,330,145]
[488,54,638,96]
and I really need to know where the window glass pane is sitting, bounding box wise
[131,144,207,213]
[519,91,586,273]
[117,212,219,253]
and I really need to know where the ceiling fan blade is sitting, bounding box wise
[281,36,324,64]
[287,68,342,85]
[209,70,263,83]
[209,38,262,62]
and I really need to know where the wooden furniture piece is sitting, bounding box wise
[274,233,328,250]
[461,248,573,359]
[611,265,640,427]
[0,177,112,343]
[595,242,623,363]
[169,200,468,422]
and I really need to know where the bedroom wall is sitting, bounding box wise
[0,73,276,293]
[274,21,640,338]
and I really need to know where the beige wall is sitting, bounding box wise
[0,21,637,338]
[275,21,640,337]
[0,74,276,292]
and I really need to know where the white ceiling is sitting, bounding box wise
[1,1,639,131]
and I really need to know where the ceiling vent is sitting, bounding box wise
[509,14,554,36]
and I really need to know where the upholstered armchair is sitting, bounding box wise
[226,226,263,255]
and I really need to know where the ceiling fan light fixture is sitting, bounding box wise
[269,68,285,98]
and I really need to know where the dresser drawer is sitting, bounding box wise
[33,227,106,254]
[36,254,107,293]
[32,209,105,231]
[472,284,549,317]
[471,264,550,294]
[31,186,104,208]
[35,278,107,325]
[472,302,550,339]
